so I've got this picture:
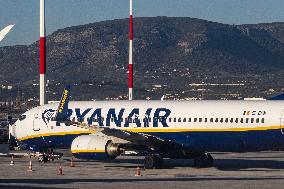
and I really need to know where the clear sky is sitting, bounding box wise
[0,0,284,47]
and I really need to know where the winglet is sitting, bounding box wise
[54,85,71,122]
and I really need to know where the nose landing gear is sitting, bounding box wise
[37,149,63,163]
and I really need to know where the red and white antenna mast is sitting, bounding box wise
[128,0,133,100]
[40,0,46,105]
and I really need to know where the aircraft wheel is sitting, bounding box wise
[144,154,164,169]
[38,154,49,163]
[38,155,44,162]
[193,153,213,168]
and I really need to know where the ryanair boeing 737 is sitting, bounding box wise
[9,86,284,168]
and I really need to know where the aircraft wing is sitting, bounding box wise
[74,123,201,159]
[0,25,15,42]
[74,123,163,145]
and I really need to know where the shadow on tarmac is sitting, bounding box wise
[214,158,284,171]
[106,158,284,170]
[0,185,65,189]
[1,176,284,186]
[66,157,284,170]
[2,157,284,188]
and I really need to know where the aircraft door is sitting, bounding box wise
[281,109,284,135]
[33,113,41,131]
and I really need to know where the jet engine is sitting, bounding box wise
[71,134,123,160]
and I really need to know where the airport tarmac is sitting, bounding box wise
[0,150,284,189]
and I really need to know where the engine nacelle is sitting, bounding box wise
[71,134,122,160]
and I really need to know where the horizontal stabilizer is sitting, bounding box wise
[54,85,71,122]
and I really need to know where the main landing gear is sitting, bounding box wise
[144,154,164,169]
[193,153,214,168]
[143,153,214,169]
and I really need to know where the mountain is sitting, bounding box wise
[0,17,284,101]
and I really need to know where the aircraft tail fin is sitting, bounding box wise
[0,24,15,42]
[268,93,284,100]
[54,85,71,122]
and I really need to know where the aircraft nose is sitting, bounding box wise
[9,121,18,139]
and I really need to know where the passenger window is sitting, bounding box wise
[240,118,243,123]
[111,118,114,122]
[230,118,234,123]
[235,118,238,123]
[204,118,207,123]
[246,118,249,123]
[169,118,172,122]
[194,118,198,122]
[256,118,259,123]
[210,118,213,123]
[215,118,218,123]
[261,118,265,123]
[174,118,176,122]
[188,118,191,122]
[225,118,228,123]
[251,118,254,123]
[220,118,223,123]
[183,118,186,122]
[178,118,181,122]
[199,118,202,122]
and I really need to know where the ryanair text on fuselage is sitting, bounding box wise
[47,108,172,128]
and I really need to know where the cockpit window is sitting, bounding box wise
[19,115,26,121]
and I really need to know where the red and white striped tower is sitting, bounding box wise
[128,0,133,100]
[40,0,46,105]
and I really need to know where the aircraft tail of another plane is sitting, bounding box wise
[54,85,71,122]
[0,24,15,42]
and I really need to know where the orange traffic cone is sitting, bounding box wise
[70,158,75,167]
[10,155,15,166]
[135,166,142,176]
[57,165,64,175]
[27,158,33,171]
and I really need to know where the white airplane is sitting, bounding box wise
[0,25,15,42]
[10,86,284,168]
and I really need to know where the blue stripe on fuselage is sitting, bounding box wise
[20,130,284,152]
